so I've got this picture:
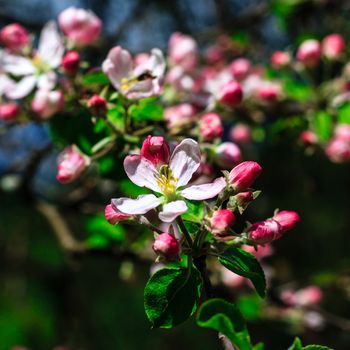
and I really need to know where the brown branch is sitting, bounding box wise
[218,333,236,350]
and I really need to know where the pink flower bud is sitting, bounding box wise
[281,286,323,307]
[235,191,254,207]
[229,124,251,144]
[218,80,243,106]
[322,33,345,60]
[205,45,223,65]
[273,210,300,233]
[325,138,350,163]
[87,94,107,116]
[58,7,101,46]
[334,124,350,142]
[56,145,90,183]
[164,103,197,129]
[199,113,223,141]
[248,219,282,244]
[104,204,131,225]
[152,233,179,260]
[32,89,64,119]
[229,161,262,191]
[300,130,318,145]
[271,51,291,69]
[168,32,198,71]
[216,142,242,169]
[0,23,29,52]
[134,53,150,66]
[0,103,20,121]
[140,135,170,166]
[297,39,321,67]
[255,82,281,102]
[229,58,251,81]
[62,51,80,75]
[210,209,236,236]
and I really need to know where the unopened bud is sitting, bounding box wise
[32,89,64,119]
[87,95,107,116]
[229,124,251,144]
[105,204,131,224]
[216,142,242,169]
[0,103,19,121]
[140,135,170,166]
[229,58,251,81]
[297,39,321,67]
[0,23,29,52]
[322,33,345,60]
[273,210,300,233]
[153,233,179,260]
[199,113,223,141]
[248,219,282,244]
[62,51,80,75]
[210,209,235,236]
[271,51,291,69]
[218,81,243,107]
[229,161,262,191]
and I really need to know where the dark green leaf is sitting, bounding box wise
[82,71,109,86]
[196,298,252,350]
[237,294,263,320]
[218,247,266,297]
[181,201,204,224]
[288,337,333,350]
[313,111,332,142]
[144,266,202,328]
[337,103,350,124]
[129,98,164,122]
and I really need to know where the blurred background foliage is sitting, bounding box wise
[1,0,350,349]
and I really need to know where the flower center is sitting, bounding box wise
[32,55,50,73]
[156,165,178,198]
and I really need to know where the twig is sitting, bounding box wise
[219,333,236,350]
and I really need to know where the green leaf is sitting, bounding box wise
[144,266,202,328]
[288,337,333,350]
[283,77,312,101]
[303,347,333,350]
[337,103,350,124]
[288,337,303,350]
[107,105,125,131]
[82,71,109,86]
[196,298,252,350]
[218,247,266,298]
[181,201,204,224]
[313,111,332,142]
[237,294,263,320]
[119,179,150,197]
[129,98,164,122]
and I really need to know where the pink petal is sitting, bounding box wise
[38,21,64,68]
[124,154,161,193]
[158,200,188,223]
[5,75,36,99]
[181,177,226,200]
[169,139,201,187]
[102,46,133,90]
[112,194,161,215]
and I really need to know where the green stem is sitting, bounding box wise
[177,217,193,248]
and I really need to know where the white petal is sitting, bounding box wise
[102,46,133,90]
[124,155,161,193]
[0,74,15,97]
[5,75,36,99]
[112,194,161,215]
[125,79,155,100]
[37,72,57,90]
[181,177,226,200]
[169,139,201,187]
[2,53,36,75]
[38,21,64,68]
[159,200,188,223]
[133,48,166,79]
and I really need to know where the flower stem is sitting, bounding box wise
[177,217,193,248]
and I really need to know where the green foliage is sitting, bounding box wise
[129,98,164,122]
[218,247,266,298]
[288,337,333,350]
[313,111,333,142]
[119,179,150,197]
[196,298,252,350]
[237,294,263,320]
[144,266,203,328]
[181,201,204,224]
[82,71,110,86]
[283,77,312,101]
[337,103,350,124]
[107,104,126,131]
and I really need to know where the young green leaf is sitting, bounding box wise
[288,337,333,350]
[218,247,266,298]
[144,266,202,328]
[196,298,252,350]
[288,337,303,350]
[82,71,110,86]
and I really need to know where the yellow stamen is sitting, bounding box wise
[156,166,178,198]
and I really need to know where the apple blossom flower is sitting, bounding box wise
[102,46,166,100]
[210,209,236,236]
[271,51,291,69]
[322,33,345,60]
[58,7,101,46]
[0,23,30,52]
[300,130,318,145]
[229,58,251,81]
[31,89,64,119]
[0,102,19,121]
[87,94,107,116]
[325,138,350,163]
[1,21,64,99]
[297,39,321,67]
[56,145,90,183]
[168,32,198,71]
[229,161,262,191]
[334,124,350,142]
[217,80,243,106]
[140,135,170,166]
[105,204,131,225]
[215,142,242,169]
[199,113,223,141]
[153,233,180,260]
[164,103,197,129]
[111,138,226,223]
[255,81,282,102]
[229,124,251,144]
[281,286,323,307]
[61,50,80,75]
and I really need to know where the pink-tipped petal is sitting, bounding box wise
[5,75,36,99]
[158,200,188,223]
[181,177,226,200]
[112,194,161,215]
